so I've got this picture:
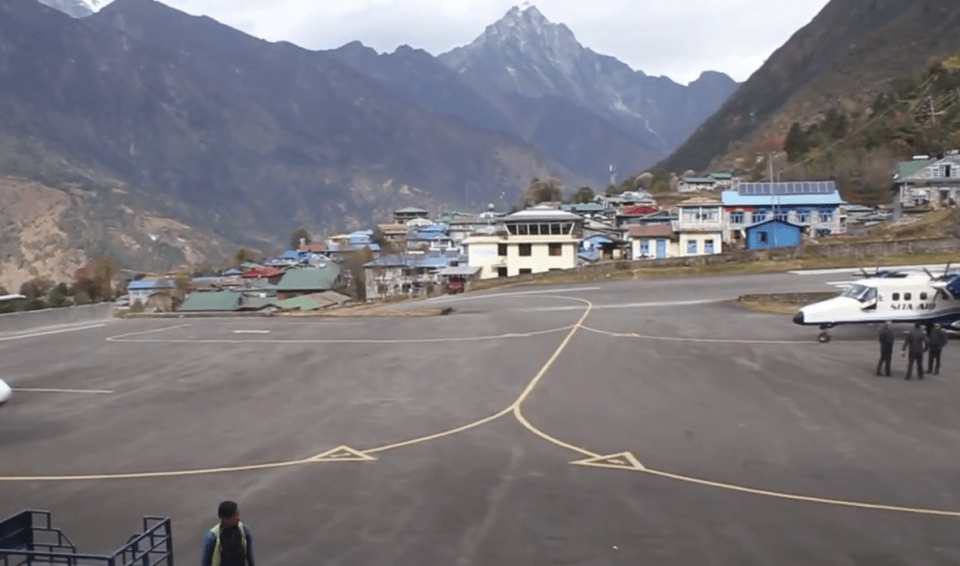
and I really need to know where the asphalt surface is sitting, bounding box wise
[2,267,960,565]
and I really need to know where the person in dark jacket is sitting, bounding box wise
[876,321,895,376]
[902,322,929,380]
[927,323,948,375]
[201,501,255,566]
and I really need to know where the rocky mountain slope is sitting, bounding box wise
[438,6,739,166]
[0,0,588,289]
[660,0,960,173]
[327,40,662,186]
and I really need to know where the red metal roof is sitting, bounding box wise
[242,266,283,278]
[298,244,327,253]
[621,204,659,216]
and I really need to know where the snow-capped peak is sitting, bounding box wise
[37,0,113,18]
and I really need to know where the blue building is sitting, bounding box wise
[743,219,803,250]
[722,181,847,243]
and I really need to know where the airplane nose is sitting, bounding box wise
[792,310,804,325]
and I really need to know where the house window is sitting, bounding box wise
[497,267,508,278]
[704,240,715,254]
[640,241,650,256]
[819,211,833,222]
[518,243,532,256]
[549,243,563,256]
[759,232,769,244]
[498,244,507,256]
[776,212,789,222]
[687,240,698,254]
[730,212,744,225]
[797,211,810,223]
[754,211,768,222]
[519,268,532,275]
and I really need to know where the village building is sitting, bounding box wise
[743,219,804,250]
[674,197,725,256]
[628,225,680,259]
[721,181,847,243]
[891,152,960,216]
[462,206,583,279]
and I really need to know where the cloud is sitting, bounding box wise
[155,0,831,84]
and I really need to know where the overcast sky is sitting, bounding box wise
[112,0,832,85]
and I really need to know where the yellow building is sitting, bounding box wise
[463,207,583,279]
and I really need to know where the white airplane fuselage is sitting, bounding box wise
[0,378,10,406]
[793,272,960,331]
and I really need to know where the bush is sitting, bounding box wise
[24,298,47,311]
[130,299,145,313]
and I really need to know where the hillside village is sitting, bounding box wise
[36,151,940,315]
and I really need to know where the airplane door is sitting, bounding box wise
[656,239,666,259]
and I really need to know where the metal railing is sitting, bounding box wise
[0,511,173,566]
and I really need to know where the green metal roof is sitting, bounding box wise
[709,172,733,179]
[180,291,241,311]
[894,159,933,180]
[275,265,340,291]
[274,296,324,311]
[239,297,277,310]
[681,177,716,184]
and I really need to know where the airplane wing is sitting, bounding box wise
[0,294,25,302]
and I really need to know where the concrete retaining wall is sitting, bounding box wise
[0,303,116,333]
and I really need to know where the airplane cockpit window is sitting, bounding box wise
[841,284,875,303]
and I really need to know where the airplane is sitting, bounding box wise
[792,263,960,342]
[0,294,23,407]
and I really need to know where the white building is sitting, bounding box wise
[673,197,724,256]
[462,206,584,279]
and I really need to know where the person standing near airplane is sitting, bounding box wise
[927,323,948,375]
[876,321,895,377]
[902,322,929,380]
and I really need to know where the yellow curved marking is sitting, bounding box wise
[637,467,960,518]
[0,458,312,481]
[365,294,595,455]
[504,295,602,458]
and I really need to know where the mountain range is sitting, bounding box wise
[660,0,960,173]
[0,0,738,289]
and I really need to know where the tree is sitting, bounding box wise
[784,122,806,163]
[571,187,595,204]
[290,228,311,250]
[521,177,563,206]
[91,256,116,301]
[130,299,145,313]
[343,247,375,301]
[235,248,257,265]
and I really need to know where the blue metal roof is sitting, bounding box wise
[417,223,448,232]
[128,279,175,290]
[282,250,300,260]
[744,218,804,231]
[722,190,845,207]
[582,234,615,245]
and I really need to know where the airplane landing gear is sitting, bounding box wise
[818,331,831,343]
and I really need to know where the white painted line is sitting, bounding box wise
[0,324,107,342]
[425,286,603,304]
[516,299,724,312]
[233,330,271,334]
[105,324,191,342]
[13,388,114,394]
[106,325,577,344]
[790,264,955,276]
